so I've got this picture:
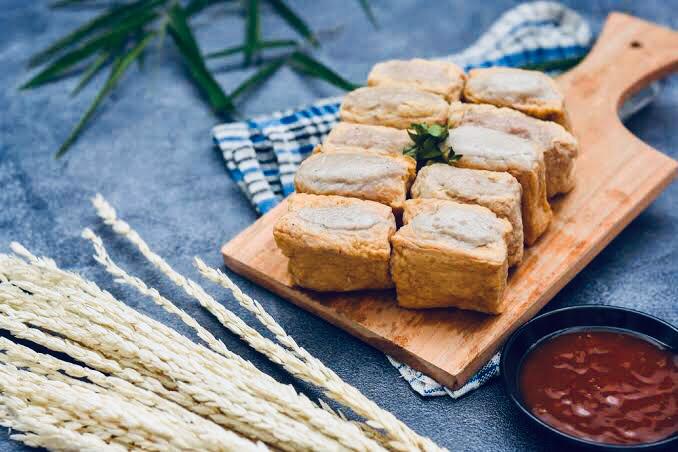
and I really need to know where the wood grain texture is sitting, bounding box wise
[222,13,678,389]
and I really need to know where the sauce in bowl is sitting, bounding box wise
[519,329,678,445]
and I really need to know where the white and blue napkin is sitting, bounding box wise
[212,2,657,399]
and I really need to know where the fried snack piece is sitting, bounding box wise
[411,164,523,266]
[273,194,396,291]
[321,122,413,157]
[294,152,416,210]
[446,125,552,245]
[367,58,466,101]
[340,86,449,129]
[391,199,511,313]
[463,67,570,129]
[449,102,578,197]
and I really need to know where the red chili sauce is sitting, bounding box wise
[519,329,678,445]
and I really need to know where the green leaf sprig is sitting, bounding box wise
[23,0,375,158]
[403,123,462,168]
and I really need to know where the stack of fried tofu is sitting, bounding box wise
[274,59,578,314]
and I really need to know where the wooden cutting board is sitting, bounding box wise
[222,13,678,389]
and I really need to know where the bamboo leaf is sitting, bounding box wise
[167,3,234,115]
[230,57,285,99]
[264,0,317,46]
[56,32,157,158]
[244,0,260,65]
[356,0,378,28]
[71,50,110,96]
[166,3,202,58]
[206,39,296,59]
[206,44,247,60]
[22,10,157,89]
[71,32,127,97]
[131,28,149,69]
[31,0,162,68]
[258,39,297,50]
[288,51,358,91]
[185,0,235,16]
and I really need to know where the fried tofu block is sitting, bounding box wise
[447,125,552,245]
[391,199,511,313]
[321,122,413,157]
[411,164,523,266]
[294,152,416,210]
[449,102,578,197]
[274,194,396,291]
[367,58,466,101]
[463,67,570,130]
[340,86,449,129]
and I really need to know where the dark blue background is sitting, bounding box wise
[1,1,676,450]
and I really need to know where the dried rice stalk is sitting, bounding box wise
[0,307,174,400]
[0,361,262,452]
[0,398,125,452]
[0,304,331,450]
[0,302,291,444]
[0,337,264,451]
[0,250,346,451]
[0,264,332,449]
[82,228,385,452]
[91,193,444,452]
[195,260,442,450]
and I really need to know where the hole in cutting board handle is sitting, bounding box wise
[558,13,678,122]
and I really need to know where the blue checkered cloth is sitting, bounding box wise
[212,2,656,399]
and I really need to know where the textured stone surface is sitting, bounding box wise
[0,1,676,451]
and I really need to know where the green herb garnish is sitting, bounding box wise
[403,123,462,167]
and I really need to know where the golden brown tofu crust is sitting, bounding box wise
[273,194,396,291]
[391,199,511,313]
[294,151,416,210]
[463,67,571,130]
[321,122,413,157]
[340,86,449,129]
[367,58,466,101]
[449,102,578,197]
[411,164,524,266]
[446,125,552,245]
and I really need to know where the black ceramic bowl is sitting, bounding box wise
[501,305,678,451]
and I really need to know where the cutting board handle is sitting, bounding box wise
[559,13,678,120]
